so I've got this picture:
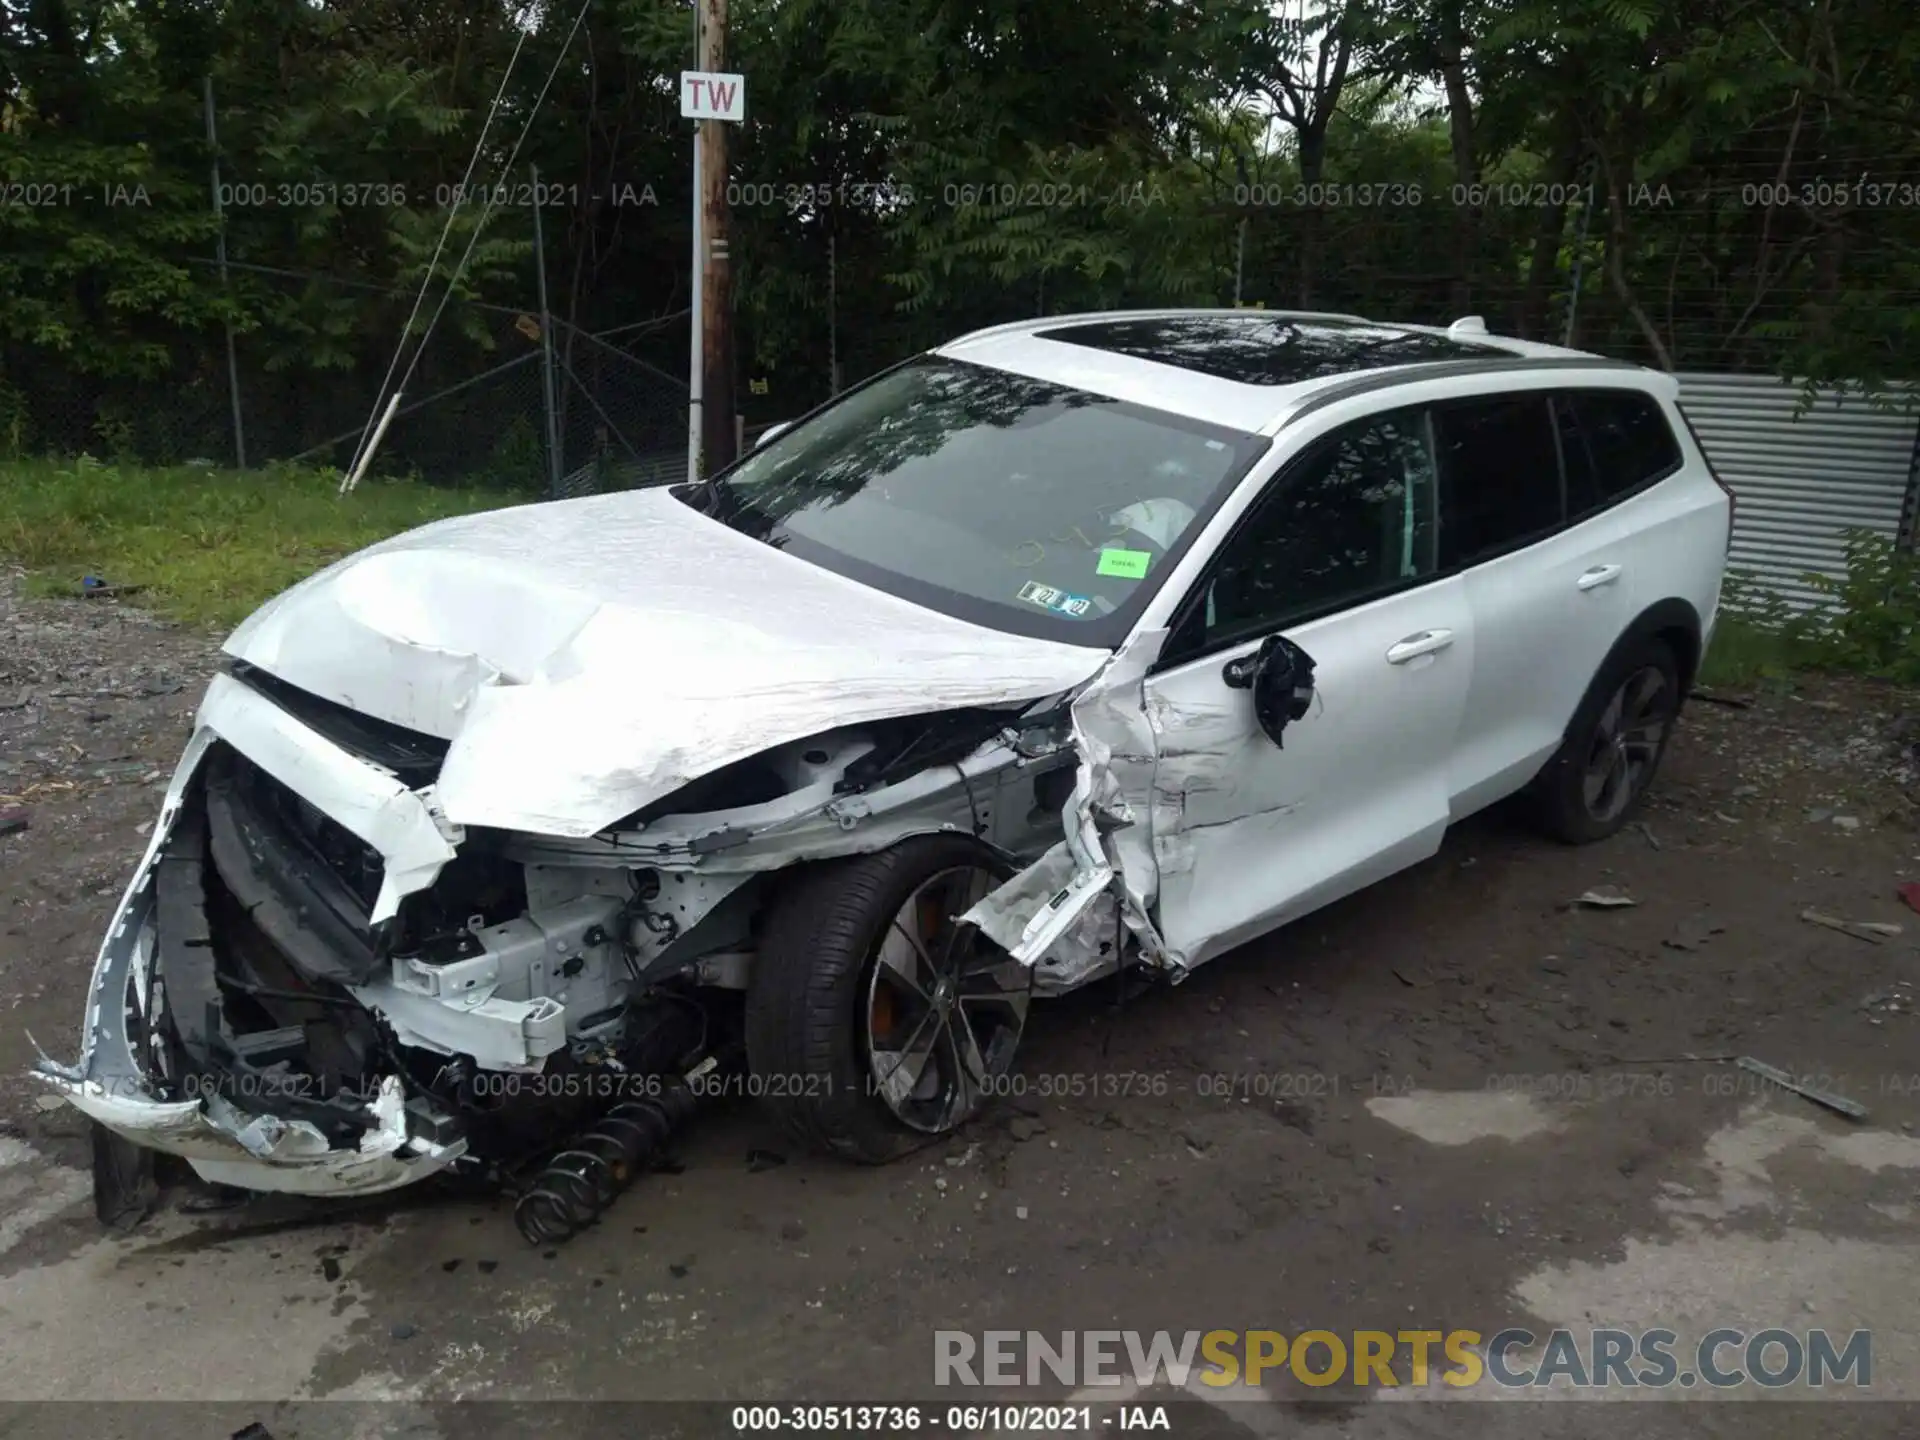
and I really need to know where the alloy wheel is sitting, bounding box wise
[862,864,1030,1133]
[1580,665,1671,825]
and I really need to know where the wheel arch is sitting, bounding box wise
[1571,597,1702,742]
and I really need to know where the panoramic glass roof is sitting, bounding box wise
[1035,315,1502,387]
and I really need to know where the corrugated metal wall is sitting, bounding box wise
[1676,373,1920,609]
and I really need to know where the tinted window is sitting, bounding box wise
[700,359,1266,646]
[1556,389,1684,515]
[1173,408,1438,653]
[1432,395,1562,566]
[1037,317,1500,386]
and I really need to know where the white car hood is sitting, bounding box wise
[223,487,1108,837]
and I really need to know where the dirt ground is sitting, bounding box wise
[3,565,1920,1439]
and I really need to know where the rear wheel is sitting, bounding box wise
[1535,636,1681,844]
[745,836,1031,1163]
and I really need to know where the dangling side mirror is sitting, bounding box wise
[1222,634,1317,747]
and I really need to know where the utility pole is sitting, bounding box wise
[698,0,737,474]
[686,0,704,482]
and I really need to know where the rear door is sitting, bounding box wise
[1145,405,1474,967]
[1434,390,1641,816]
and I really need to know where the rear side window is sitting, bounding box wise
[1431,395,1562,567]
[1555,389,1684,516]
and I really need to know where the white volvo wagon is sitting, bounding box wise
[39,310,1732,1204]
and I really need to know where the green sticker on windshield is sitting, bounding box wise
[1096,548,1152,580]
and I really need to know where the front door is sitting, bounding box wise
[1145,405,1474,967]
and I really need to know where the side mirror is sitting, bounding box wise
[1222,635,1317,747]
[754,420,794,450]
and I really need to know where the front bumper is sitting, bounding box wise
[33,673,469,1196]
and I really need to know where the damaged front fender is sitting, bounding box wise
[964,629,1183,990]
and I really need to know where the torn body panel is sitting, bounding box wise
[963,629,1180,986]
[192,672,462,924]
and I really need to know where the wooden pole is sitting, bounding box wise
[699,0,737,474]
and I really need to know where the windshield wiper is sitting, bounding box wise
[680,475,723,514]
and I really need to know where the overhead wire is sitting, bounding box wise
[342,0,597,493]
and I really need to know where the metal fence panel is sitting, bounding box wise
[1677,372,1920,610]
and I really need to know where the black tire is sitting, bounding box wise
[1534,634,1682,844]
[745,835,1029,1164]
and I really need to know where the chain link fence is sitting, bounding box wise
[0,262,692,499]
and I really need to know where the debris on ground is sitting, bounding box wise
[746,1148,786,1173]
[77,576,146,599]
[1691,690,1752,709]
[1897,882,1920,915]
[1632,821,1662,850]
[0,807,27,837]
[1569,887,1637,909]
[1663,916,1727,952]
[1734,1056,1868,1120]
[1800,909,1892,944]
[1861,984,1913,1019]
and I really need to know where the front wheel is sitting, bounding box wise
[1534,636,1681,844]
[745,836,1032,1163]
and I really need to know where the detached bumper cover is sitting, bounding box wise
[47,1075,455,1197]
[33,675,467,1196]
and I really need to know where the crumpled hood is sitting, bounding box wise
[223,487,1107,837]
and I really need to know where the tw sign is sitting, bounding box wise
[681,71,746,122]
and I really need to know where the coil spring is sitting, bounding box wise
[512,1082,699,1245]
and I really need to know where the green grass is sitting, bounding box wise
[1697,610,1834,690]
[0,458,521,629]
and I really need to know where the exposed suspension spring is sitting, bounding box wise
[512,1080,700,1245]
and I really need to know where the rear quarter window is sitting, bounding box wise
[1556,388,1684,517]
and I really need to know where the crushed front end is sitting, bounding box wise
[33,665,701,1199]
[34,655,1115,1209]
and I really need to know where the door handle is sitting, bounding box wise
[1577,563,1623,591]
[1385,628,1455,664]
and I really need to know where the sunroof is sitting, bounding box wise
[1035,315,1501,387]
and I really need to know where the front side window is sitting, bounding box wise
[694,359,1267,645]
[1431,394,1563,567]
[1169,407,1438,657]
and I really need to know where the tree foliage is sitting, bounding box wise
[3,0,1917,465]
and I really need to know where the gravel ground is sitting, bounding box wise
[3,565,1920,1439]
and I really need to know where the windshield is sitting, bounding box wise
[694,358,1268,646]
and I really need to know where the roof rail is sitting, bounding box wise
[1271,355,1651,432]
